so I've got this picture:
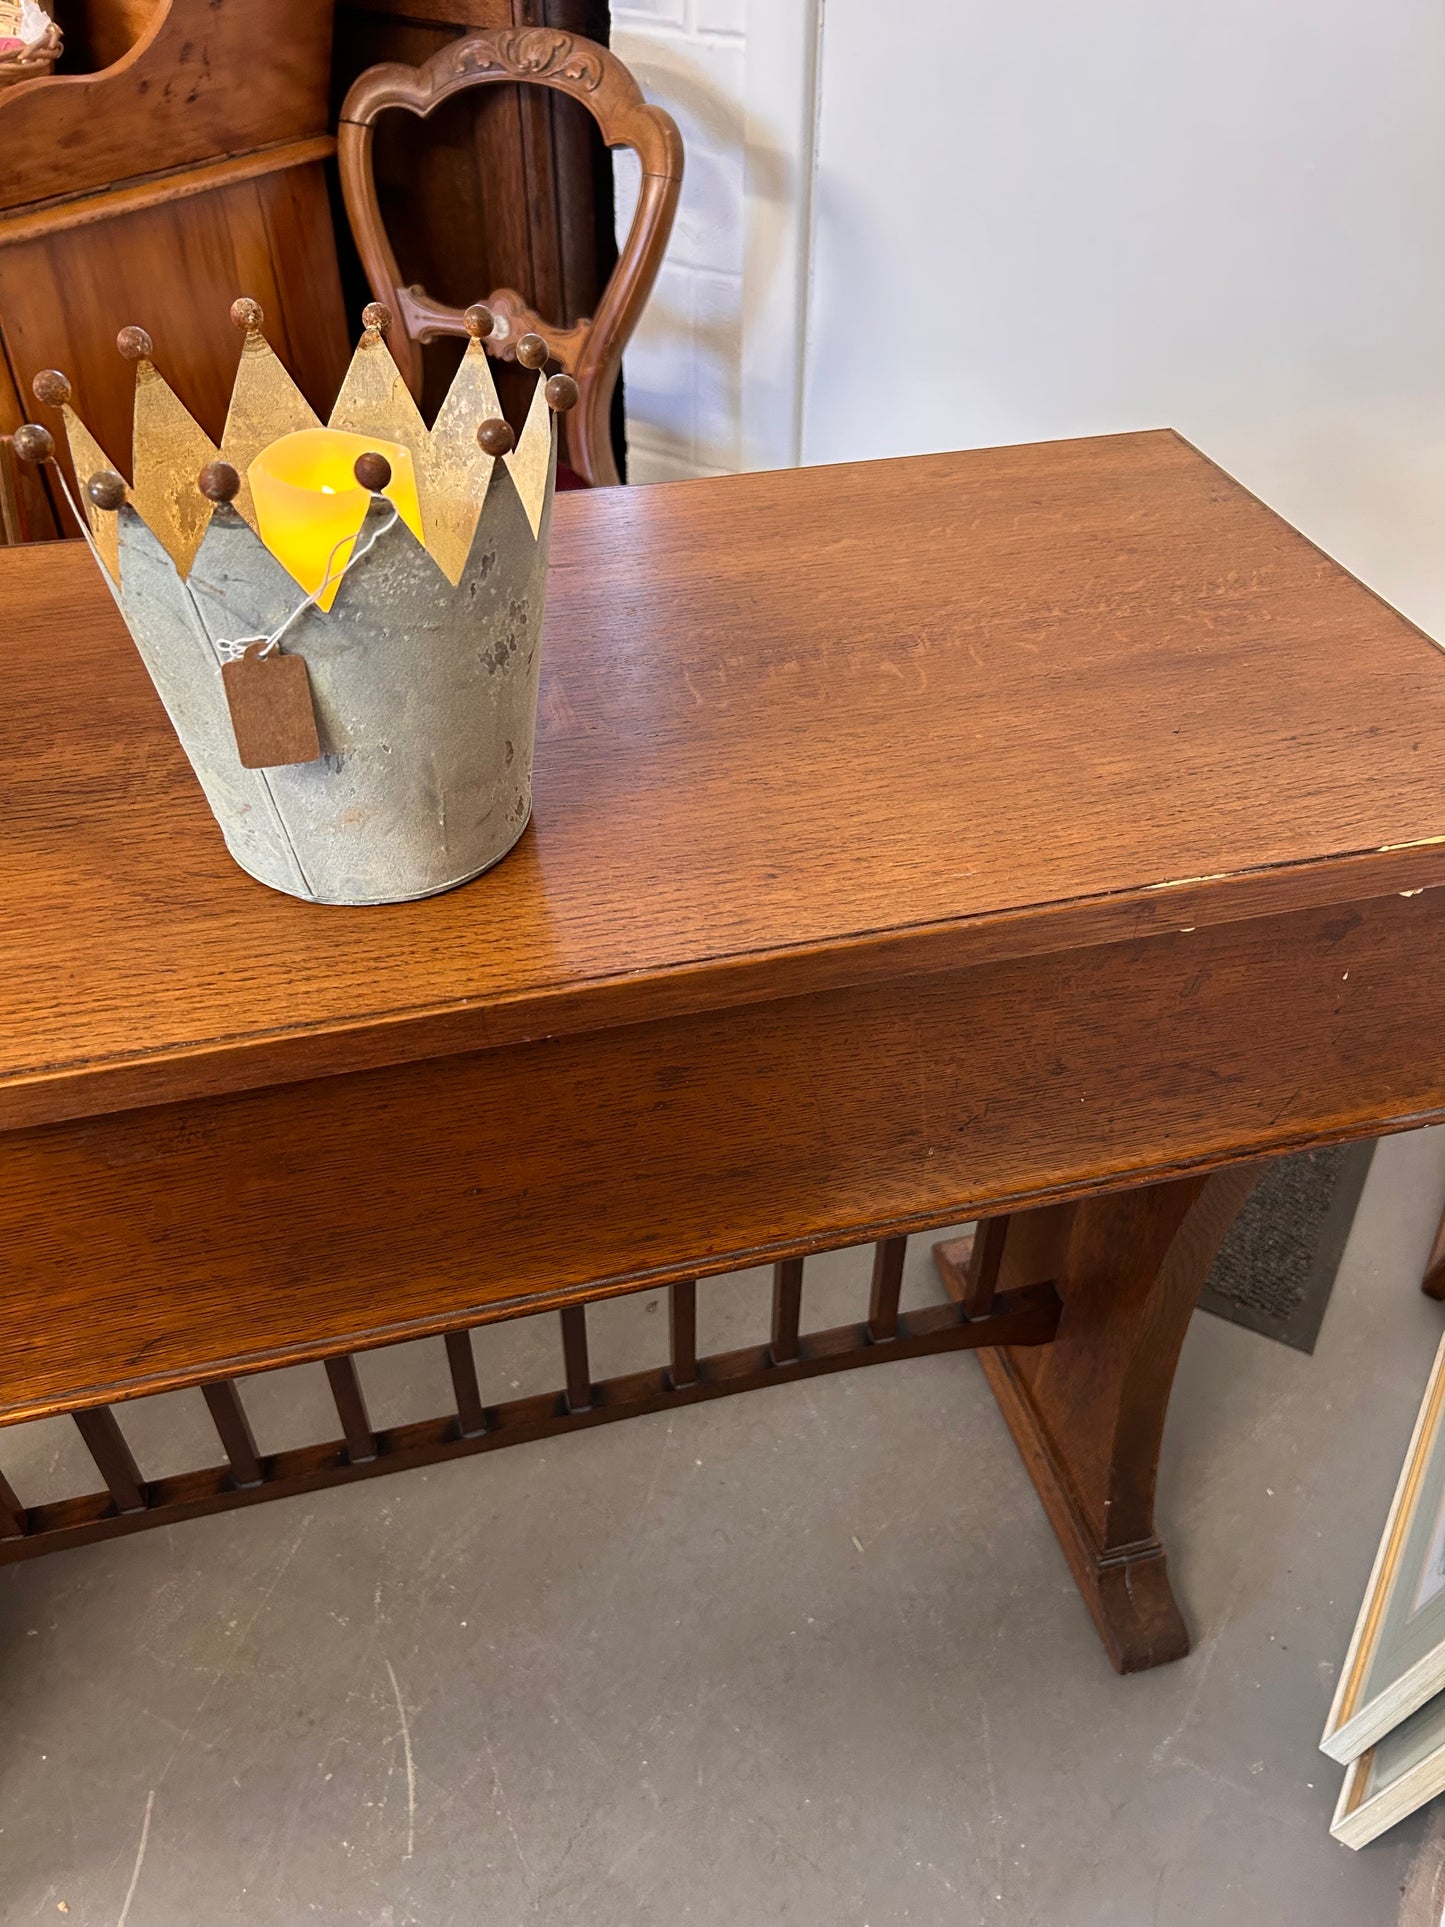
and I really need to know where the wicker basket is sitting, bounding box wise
[0,21,60,89]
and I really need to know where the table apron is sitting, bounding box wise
[2,885,1441,1422]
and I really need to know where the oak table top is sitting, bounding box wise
[5,428,1445,1133]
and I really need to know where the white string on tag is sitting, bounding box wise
[51,459,399,665]
[216,507,400,661]
[50,461,112,579]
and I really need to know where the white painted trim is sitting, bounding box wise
[739,0,823,471]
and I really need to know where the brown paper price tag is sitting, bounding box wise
[221,643,321,770]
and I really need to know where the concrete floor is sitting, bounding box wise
[4,1133,1445,1926]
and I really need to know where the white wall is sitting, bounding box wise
[802,0,1445,636]
[610,0,747,481]
[618,0,1445,639]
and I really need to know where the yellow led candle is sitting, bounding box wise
[248,427,424,610]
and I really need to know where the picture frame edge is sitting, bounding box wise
[1321,1328,1445,1759]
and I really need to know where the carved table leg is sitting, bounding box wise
[935,1163,1266,1674]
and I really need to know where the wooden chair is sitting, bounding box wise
[338,26,684,489]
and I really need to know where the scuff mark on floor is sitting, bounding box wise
[384,1658,416,1862]
[115,1788,154,1927]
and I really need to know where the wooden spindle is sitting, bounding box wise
[868,1236,907,1342]
[0,1465,25,1539]
[324,1356,376,1463]
[73,1407,147,1513]
[960,1216,1010,1320]
[560,1304,592,1412]
[669,1280,698,1389]
[202,1380,263,1487]
[445,1329,488,1438]
[770,1258,804,1365]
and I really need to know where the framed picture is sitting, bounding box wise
[1332,1688,1445,1849]
[1322,1332,1445,1763]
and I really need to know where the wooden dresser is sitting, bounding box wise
[0,0,351,542]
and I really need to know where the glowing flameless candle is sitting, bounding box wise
[248,427,424,611]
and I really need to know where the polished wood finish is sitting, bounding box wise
[867,1235,907,1343]
[668,1280,698,1389]
[771,1260,805,1368]
[954,1215,1009,1321]
[937,1165,1265,1671]
[60,0,164,77]
[0,0,349,540]
[201,1380,264,1488]
[72,1406,147,1513]
[0,0,334,212]
[338,24,682,484]
[2,883,1436,1427]
[0,1464,25,1538]
[1,1264,1064,1565]
[331,1,618,435]
[6,433,1445,1132]
[444,1329,489,1436]
[560,1303,593,1412]
[2,433,1444,1669]
[343,0,517,22]
[325,1355,378,1463]
[0,434,32,543]
[4,154,351,519]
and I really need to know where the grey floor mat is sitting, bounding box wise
[1197,1139,1377,1353]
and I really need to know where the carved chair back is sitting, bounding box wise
[339,27,683,488]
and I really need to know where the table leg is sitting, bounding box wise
[936,1162,1265,1674]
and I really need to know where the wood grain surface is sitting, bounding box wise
[0,0,334,214]
[2,430,1444,1132]
[943,1163,1268,1671]
[2,876,1442,1423]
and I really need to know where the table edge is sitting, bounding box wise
[4,838,1443,1131]
[0,1102,1422,1427]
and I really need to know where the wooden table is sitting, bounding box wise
[3,431,1444,1675]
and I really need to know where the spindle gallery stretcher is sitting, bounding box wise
[3,435,1445,1676]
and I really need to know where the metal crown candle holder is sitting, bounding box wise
[14,298,578,906]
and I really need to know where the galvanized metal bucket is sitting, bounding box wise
[113,461,553,906]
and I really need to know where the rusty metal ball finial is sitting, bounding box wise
[545,373,579,414]
[117,325,153,362]
[198,460,241,504]
[12,423,54,464]
[32,369,71,408]
[86,470,128,511]
[362,301,392,336]
[516,332,550,371]
[477,418,516,458]
[354,451,393,493]
[230,296,264,333]
[464,303,495,340]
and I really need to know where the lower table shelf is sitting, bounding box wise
[0,1234,1061,1566]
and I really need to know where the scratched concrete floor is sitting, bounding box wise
[4,1130,1445,1926]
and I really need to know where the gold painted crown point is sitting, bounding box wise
[129,350,218,578]
[220,316,321,531]
[59,298,559,585]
